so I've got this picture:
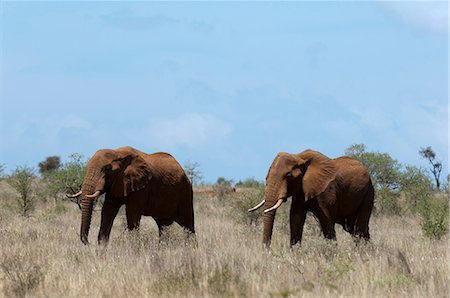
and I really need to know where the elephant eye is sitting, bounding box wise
[104,164,112,172]
[286,172,292,178]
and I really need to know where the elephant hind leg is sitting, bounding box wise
[311,200,336,241]
[175,197,195,235]
[354,186,374,241]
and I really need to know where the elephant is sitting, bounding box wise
[248,149,374,248]
[67,146,195,245]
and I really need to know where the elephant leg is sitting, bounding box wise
[311,200,336,240]
[290,198,307,247]
[315,209,336,240]
[175,207,196,235]
[125,205,142,231]
[343,219,355,235]
[354,197,374,241]
[155,218,174,242]
[98,199,122,245]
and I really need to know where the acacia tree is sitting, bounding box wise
[419,146,443,190]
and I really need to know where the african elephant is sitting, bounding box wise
[248,149,374,248]
[67,146,195,245]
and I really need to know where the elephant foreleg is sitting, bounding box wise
[290,198,306,247]
[98,199,122,245]
[155,218,174,242]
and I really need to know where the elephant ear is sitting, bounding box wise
[110,152,152,197]
[299,150,337,200]
[123,153,152,196]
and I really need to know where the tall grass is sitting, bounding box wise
[0,182,448,297]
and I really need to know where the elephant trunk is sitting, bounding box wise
[80,167,103,245]
[80,197,94,245]
[262,182,281,248]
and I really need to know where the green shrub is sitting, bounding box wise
[400,166,433,213]
[46,153,86,203]
[418,195,448,240]
[235,177,263,188]
[375,187,401,216]
[230,185,265,226]
[213,177,234,199]
[7,166,36,217]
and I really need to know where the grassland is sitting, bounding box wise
[0,182,448,297]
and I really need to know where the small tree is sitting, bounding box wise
[38,156,61,177]
[184,160,203,186]
[419,146,443,190]
[8,166,36,217]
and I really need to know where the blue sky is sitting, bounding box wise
[1,1,448,182]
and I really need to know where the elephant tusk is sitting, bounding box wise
[248,200,265,212]
[264,199,284,213]
[85,190,101,199]
[66,191,82,198]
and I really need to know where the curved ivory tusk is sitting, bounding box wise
[66,191,82,198]
[85,190,101,199]
[248,200,265,212]
[264,199,284,213]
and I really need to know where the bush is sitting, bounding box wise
[213,177,234,199]
[46,153,86,202]
[7,166,36,217]
[235,177,264,188]
[230,185,265,226]
[375,187,401,216]
[400,166,433,213]
[418,195,448,240]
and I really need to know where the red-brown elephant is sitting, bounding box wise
[249,149,374,248]
[67,146,195,245]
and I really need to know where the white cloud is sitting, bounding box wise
[380,1,448,33]
[143,113,232,149]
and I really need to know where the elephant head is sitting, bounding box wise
[68,147,151,244]
[248,150,337,247]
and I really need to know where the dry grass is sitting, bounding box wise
[0,182,448,297]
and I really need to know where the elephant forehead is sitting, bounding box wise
[267,153,296,178]
[90,149,117,164]
[274,153,297,166]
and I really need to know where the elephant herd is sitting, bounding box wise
[67,146,374,248]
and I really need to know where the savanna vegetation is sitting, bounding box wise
[0,144,448,297]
